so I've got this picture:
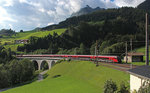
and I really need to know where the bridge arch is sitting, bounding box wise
[46,60,57,69]
[32,60,38,70]
[31,60,58,70]
[40,60,49,70]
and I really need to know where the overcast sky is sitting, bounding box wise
[0,0,145,31]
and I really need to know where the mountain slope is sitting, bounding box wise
[1,29,66,52]
[71,5,103,17]
[2,61,129,93]
[42,7,146,31]
[138,0,150,11]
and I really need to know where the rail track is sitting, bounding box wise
[95,62,138,72]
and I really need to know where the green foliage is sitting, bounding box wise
[0,59,35,88]
[41,61,49,71]
[0,64,11,88]
[104,79,117,93]
[101,42,125,55]
[132,90,138,93]
[138,81,150,93]
[57,48,80,55]
[117,82,129,93]
[104,80,129,93]
[0,29,15,36]
[0,47,35,88]
[79,43,87,55]
[20,30,23,32]
[90,43,96,55]
[0,46,13,64]
[1,29,66,52]
[17,32,77,54]
[13,7,147,55]
[99,41,111,54]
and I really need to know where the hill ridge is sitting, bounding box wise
[71,5,104,17]
[138,0,150,11]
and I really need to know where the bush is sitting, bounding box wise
[138,81,150,93]
[117,82,129,93]
[104,79,117,93]
[104,80,129,93]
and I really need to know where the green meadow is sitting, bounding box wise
[2,61,129,93]
[0,29,66,51]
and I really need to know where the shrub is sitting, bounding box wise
[104,79,117,93]
[117,82,129,93]
[138,81,150,93]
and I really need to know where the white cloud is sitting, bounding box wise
[37,23,41,27]
[47,10,55,16]
[39,8,46,13]
[8,24,13,29]
[114,0,145,7]
[48,22,54,26]
[19,0,41,7]
[0,7,17,22]
[4,0,14,7]
[19,0,28,3]
[0,0,146,31]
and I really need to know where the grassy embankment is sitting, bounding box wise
[2,61,129,93]
[0,29,66,51]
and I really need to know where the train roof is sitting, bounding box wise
[17,54,118,58]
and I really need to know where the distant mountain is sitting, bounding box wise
[138,0,150,11]
[71,5,104,17]
[32,27,41,31]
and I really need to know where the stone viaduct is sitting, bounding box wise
[17,56,63,70]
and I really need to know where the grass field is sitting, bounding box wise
[135,46,146,53]
[2,61,129,93]
[131,62,146,66]
[1,29,66,51]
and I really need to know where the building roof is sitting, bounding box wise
[127,52,144,56]
[128,65,150,79]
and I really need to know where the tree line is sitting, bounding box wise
[0,29,16,37]
[0,46,35,89]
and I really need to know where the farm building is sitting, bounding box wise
[128,66,150,92]
[15,39,29,44]
[124,52,144,62]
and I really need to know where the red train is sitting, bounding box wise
[16,55,121,63]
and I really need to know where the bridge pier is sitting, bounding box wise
[36,60,43,71]
[46,60,57,70]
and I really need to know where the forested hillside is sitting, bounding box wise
[17,7,149,56]
[42,7,149,31]
[138,0,150,11]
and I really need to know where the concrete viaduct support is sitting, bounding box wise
[33,60,58,70]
